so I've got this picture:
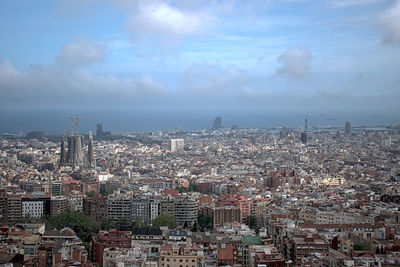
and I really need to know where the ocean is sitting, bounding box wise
[0,108,398,135]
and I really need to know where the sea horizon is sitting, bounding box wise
[1,108,398,135]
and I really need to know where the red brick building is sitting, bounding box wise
[218,194,251,223]
[196,181,214,194]
[61,179,82,194]
[217,243,239,266]
[213,206,241,227]
[83,194,107,221]
[254,251,285,267]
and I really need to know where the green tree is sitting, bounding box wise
[188,182,197,192]
[86,191,96,197]
[176,187,188,193]
[152,214,176,229]
[353,243,365,251]
[116,217,132,231]
[22,213,35,223]
[246,215,259,234]
[198,214,213,231]
[43,211,100,252]
[133,216,147,228]
[190,221,198,232]
[247,215,257,229]
[100,218,115,230]
[176,182,197,193]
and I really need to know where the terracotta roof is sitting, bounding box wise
[217,244,234,260]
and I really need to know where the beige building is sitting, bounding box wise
[7,194,22,222]
[251,197,272,227]
[316,212,374,224]
[50,196,68,216]
[159,243,204,267]
[299,210,316,222]
[106,193,132,221]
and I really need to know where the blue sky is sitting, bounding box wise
[0,0,399,114]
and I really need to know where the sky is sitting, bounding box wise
[0,0,400,132]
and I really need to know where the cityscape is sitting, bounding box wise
[1,0,400,267]
[1,117,400,266]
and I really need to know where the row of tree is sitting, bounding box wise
[34,211,258,254]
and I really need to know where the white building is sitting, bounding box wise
[67,194,84,211]
[150,201,160,222]
[22,201,44,218]
[170,139,184,152]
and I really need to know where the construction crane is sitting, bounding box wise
[68,115,95,135]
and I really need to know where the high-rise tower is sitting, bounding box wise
[96,124,103,137]
[304,118,308,132]
[88,131,95,168]
[345,121,351,135]
[301,132,308,144]
[212,116,222,129]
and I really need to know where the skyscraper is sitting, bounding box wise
[304,118,308,132]
[212,116,222,129]
[96,124,103,137]
[88,131,95,168]
[301,132,308,144]
[345,121,351,135]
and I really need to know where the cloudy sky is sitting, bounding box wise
[0,0,400,116]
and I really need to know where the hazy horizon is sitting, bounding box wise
[0,108,398,135]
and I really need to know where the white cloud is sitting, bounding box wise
[137,74,165,93]
[0,59,166,108]
[56,38,106,69]
[277,46,312,79]
[380,0,400,45]
[1,59,399,111]
[126,2,213,48]
[0,60,20,81]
